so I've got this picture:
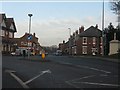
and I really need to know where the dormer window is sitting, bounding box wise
[83,37,87,44]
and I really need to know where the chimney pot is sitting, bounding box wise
[95,24,98,29]
[33,33,35,37]
[79,26,84,34]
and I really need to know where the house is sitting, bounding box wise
[13,33,42,55]
[0,13,17,54]
[73,25,102,55]
[59,25,103,56]
[59,40,69,55]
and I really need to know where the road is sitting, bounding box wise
[2,55,120,88]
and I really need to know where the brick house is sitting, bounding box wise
[73,25,102,55]
[13,33,42,55]
[0,13,17,54]
[59,25,103,56]
[59,40,69,55]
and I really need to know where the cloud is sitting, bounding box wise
[15,14,117,46]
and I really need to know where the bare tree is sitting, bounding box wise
[111,0,120,29]
[110,0,120,14]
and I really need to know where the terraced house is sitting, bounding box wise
[75,25,103,55]
[59,25,103,56]
[0,13,17,54]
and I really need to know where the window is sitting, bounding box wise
[28,42,32,46]
[6,31,8,36]
[82,46,87,54]
[24,42,27,46]
[1,30,5,36]
[93,37,96,44]
[21,41,24,45]
[100,37,102,45]
[83,37,87,44]
[100,46,103,54]
[9,32,13,38]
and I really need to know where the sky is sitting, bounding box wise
[0,0,118,46]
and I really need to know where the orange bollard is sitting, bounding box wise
[42,53,45,59]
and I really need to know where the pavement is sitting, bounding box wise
[72,55,120,63]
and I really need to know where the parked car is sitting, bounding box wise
[55,50,62,56]
[10,52,16,56]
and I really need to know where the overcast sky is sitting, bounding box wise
[0,0,118,46]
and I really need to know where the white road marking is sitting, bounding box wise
[24,69,51,84]
[5,70,29,88]
[100,74,108,76]
[65,81,80,88]
[59,61,111,74]
[76,65,111,74]
[66,74,119,88]
[65,75,96,88]
[59,62,111,74]
[5,69,51,88]
[67,75,96,82]
[73,82,120,87]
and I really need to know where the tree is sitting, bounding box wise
[110,0,120,29]
[110,0,120,14]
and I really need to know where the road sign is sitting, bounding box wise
[28,35,32,40]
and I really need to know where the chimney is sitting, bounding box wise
[73,33,75,37]
[75,30,78,35]
[95,24,98,29]
[79,26,84,34]
[33,33,35,37]
[63,40,65,44]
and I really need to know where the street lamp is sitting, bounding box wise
[102,0,104,56]
[68,28,71,55]
[28,14,33,34]
[28,14,33,59]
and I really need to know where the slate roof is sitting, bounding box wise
[79,26,102,37]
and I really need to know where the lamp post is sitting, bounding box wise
[102,0,105,56]
[28,14,33,34]
[68,28,71,55]
[28,14,33,59]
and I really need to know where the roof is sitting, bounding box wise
[6,18,17,32]
[0,13,17,32]
[12,38,20,42]
[20,33,38,39]
[79,26,102,37]
[0,13,6,24]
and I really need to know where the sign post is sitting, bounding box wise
[27,35,32,59]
